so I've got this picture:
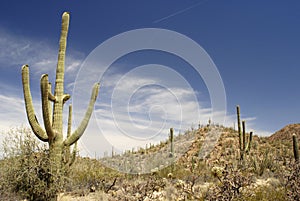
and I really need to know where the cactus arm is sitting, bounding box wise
[64,105,72,164]
[63,94,70,104]
[48,82,56,102]
[48,83,54,125]
[65,104,72,160]
[64,83,100,146]
[68,142,77,167]
[21,65,48,142]
[41,74,55,139]
[67,104,72,138]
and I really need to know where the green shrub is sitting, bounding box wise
[0,127,65,200]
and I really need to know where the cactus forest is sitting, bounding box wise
[0,11,299,201]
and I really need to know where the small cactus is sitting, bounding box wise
[112,146,114,157]
[242,120,246,151]
[169,128,174,157]
[293,133,299,162]
[245,131,253,153]
[208,118,212,127]
[236,105,242,151]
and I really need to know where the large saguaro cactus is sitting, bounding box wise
[21,12,99,173]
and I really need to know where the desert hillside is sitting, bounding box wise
[1,123,299,201]
[268,123,300,142]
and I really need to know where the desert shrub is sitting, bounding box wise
[0,127,64,200]
[247,148,279,177]
[243,185,286,201]
[285,162,300,201]
[68,157,121,195]
[205,165,253,200]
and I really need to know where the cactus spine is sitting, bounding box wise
[21,12,99,176]
[293,133,299,162]
[170,128,174,157]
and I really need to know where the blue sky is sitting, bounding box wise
[0,1,300,156]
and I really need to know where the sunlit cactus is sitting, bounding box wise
[21,12,99,178]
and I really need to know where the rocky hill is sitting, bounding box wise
[268,123,300,142]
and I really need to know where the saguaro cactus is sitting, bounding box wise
[21,12,99,175]
[236,105,253,160]
[245,131,253,153]
[236,105,242,151]
[169,128,174,157]
[293,133,299,162]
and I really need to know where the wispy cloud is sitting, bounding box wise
[0,26,85,137]
[0,93,42,132]
[0,27,273,159]
[0,27,84,84]
[74,69,230,156]
[153,0,210,24]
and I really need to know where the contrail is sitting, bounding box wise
[153,0,210,24]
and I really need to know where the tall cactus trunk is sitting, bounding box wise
[49,11,69,176]
[21,12,100,198]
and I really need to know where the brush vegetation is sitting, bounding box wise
[0,122,299,200]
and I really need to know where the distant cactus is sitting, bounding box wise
[245,131,253,153]
[293,133,299,162]
[21,12,99,190]
[236,105,242,151]
[242,121,246,152]
[236,105,253,160]
[169,128,174,157]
